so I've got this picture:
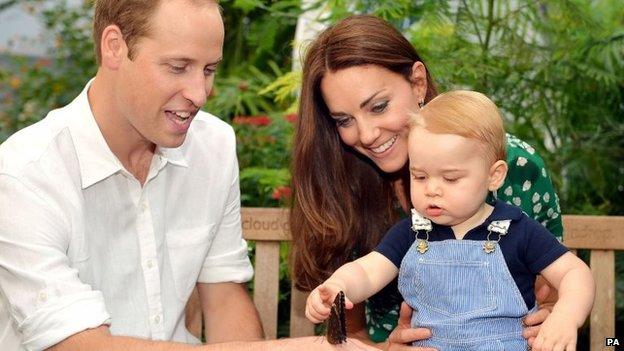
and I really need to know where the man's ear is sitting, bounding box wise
[488,160,508,191]
[100,24,127,69]
[409,61,428,101]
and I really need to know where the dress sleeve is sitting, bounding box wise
[496,134,563,239]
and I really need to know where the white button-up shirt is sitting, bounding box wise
[0,82,254,350]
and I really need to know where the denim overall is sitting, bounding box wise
[398,211,531,350]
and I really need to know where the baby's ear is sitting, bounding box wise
[488,160,508,191]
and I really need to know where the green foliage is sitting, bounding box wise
[0,0,95,141]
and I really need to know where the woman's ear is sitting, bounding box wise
[409,61,428,100]
[100,24,127,70]
[488,160,508,191]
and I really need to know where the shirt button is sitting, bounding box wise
[146,259,154,269]
[140,202,148,212]
[153,314,161,324]
[38,292,47,303]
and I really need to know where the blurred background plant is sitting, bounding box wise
[1,0,623,342]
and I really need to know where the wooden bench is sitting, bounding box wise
[186,209,624,350]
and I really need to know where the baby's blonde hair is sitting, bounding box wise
[410,90,507,164]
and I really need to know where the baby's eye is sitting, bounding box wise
[444,177,459,183]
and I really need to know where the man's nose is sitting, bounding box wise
[183,72,210,108]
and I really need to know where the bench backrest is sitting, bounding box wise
[187,209,624,350]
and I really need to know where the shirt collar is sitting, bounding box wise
[67,79,191,188]
[156,146,189,168]
[67,79,124,189]
[425,200,524,234]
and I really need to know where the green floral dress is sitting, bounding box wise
[365,133,563,342]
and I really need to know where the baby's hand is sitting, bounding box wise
[305,282,353,323]
[531,310,577,351]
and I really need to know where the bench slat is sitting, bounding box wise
[289,286,315,337]
[589,250,615,350]
[253,241,281,339]
[242,207,291,241]
[563,215,624,250]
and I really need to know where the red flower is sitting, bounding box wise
[232,115,271,126]
[283,113,297,123]
[233,116,248,125]
[249,115,271,126]
[271,186,292,201]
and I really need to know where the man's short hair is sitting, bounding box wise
[92,0,219,65]
[410,90,507,164]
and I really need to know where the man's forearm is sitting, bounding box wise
[47,326,203,351]
[199,282,264,343]
[48,327,377,351]
[47,326,281,351]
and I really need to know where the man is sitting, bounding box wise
[0,1,376,350]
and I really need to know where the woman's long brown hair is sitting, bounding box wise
[290,15,438,291]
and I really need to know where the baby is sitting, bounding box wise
[306,90,595,351]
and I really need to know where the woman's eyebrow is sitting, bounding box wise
[359,89,385,108]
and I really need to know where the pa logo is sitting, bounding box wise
[606,337,620,346]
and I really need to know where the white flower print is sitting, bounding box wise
[517,157,528,166]
[513,197,522,206]
[532,193,540,203]
[504,186,513,196]
[543,192,550,202]
[547,208,554,217]
[533,203,542,213]
[522,180,532,191]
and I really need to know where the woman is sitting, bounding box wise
[290,15,561,349]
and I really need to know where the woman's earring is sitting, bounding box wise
[418,99,425,108]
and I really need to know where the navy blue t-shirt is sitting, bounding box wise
[375,201,568,310]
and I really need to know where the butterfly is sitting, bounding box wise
[326,291,347,344]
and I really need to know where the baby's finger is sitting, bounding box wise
[317,284,336,302]
[304,305,320,323]
[310,299,331,317]
[305,304,327,324]
[344,297,354,310]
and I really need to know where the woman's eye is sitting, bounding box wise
[335,117,353,127]
[371,101,388,113]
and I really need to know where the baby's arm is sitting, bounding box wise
[305,252,398,323]
[533,252,595,351]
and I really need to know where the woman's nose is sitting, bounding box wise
[357,118,380,146]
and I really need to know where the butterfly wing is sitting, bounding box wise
[326,291,347,344]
